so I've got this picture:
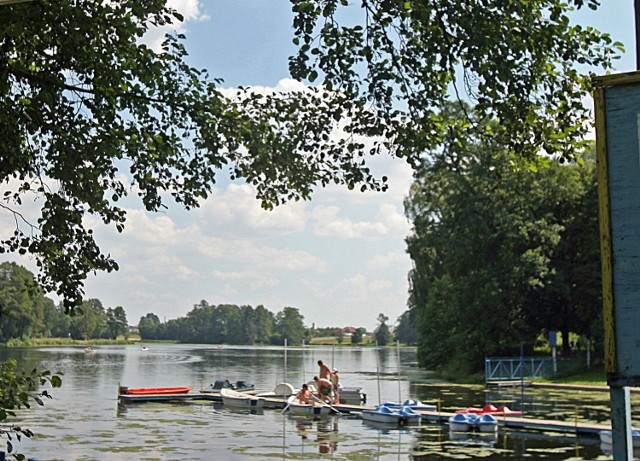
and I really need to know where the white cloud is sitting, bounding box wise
[197,184,307,237]
[367,251,410,270]
[210,270,279,291]
[167,0,209,22]
[311,205,389,239]
[144,0,210,51]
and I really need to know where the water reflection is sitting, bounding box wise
[0,345,628,460]
[288,415,342,454]
[448,430,499,446]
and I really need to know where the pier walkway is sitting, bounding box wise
[117,390,611,437]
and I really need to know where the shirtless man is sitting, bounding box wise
[313,376,333,403]
[296,383,312,404]
[318,360,332,380]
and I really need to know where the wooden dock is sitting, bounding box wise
[117,390,611,437]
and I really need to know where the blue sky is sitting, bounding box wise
[4,1,637,332]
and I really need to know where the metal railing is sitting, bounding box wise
[485,356,553,382]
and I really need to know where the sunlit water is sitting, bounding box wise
[0,344,635,460]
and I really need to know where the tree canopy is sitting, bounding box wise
[0,1,390,312]
[1,0,621,314]
[290,0,621,161]
[404,105,601,375]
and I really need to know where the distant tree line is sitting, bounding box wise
[138,302,308,346]
[0,262,128,341]
[0,261,402,348]
[138,302,377,347]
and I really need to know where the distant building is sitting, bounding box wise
[341,326,357,337]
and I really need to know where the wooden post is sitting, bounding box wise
[636,0,640,69]
[610,387,633,461]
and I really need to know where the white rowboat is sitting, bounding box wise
[284,396,335,416]
[220,387,264,409]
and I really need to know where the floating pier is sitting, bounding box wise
[117,388,611,437]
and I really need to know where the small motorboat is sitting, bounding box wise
[220,387,264,409]
[120,386,192,395]
[284,395,336,416]
[141,346,149,351]
[211,379,256,392]
[456,404,522,416]
[339,386,366,405]
[84,346,96,354]
[361,405,421,425]
[382,399,437,412]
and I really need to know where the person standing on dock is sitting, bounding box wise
[330,368,341,404]
[317,360,331,380]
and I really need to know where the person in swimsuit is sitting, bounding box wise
[330,368,341,404]
[318,360,331,380]
[296,383,312,404]
[313,376,333,403]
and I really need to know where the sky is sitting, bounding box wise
[3,1,637,332]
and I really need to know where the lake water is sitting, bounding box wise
[0,344,634,460]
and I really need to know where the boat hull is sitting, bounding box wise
[382,399,437,412]
[599,429,640,448]
[221,388,264,409]
[456,405,522,416]
[122,386,191,395]
[285,396,335,416]
[339,386,366,405]
[362,406,421,425]
[449,413,498,433]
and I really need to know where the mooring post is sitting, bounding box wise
[610,386,633,461]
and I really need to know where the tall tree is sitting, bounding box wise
[253,305,275,345]
[106,306,128,340]
[0,262,47,341]
[274,306,306,345]
[405,105,600,375]
[394,310,420,345]
[374,313,392,346]
[71,299,107,340]
[525,148,601,353]
[138,313,161,340]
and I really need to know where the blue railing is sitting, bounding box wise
[485,357,553,382]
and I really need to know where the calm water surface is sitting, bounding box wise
[0,344,635,460]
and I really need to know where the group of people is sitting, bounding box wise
[295,360,342,405]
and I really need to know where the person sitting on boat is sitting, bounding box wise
[330,368,341,404]
[313,376,333,403]
[317,360,331,380]
[296,383,313,404]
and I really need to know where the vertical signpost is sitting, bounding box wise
[594,71,640,461]
[549,331,557,375]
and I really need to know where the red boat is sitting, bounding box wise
[120,386,192,395]
[456,404,523,416]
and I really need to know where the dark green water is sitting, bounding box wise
[0,344,632,460]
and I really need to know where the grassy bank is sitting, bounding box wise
[3,336,140,347]
[548,366,606,386]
